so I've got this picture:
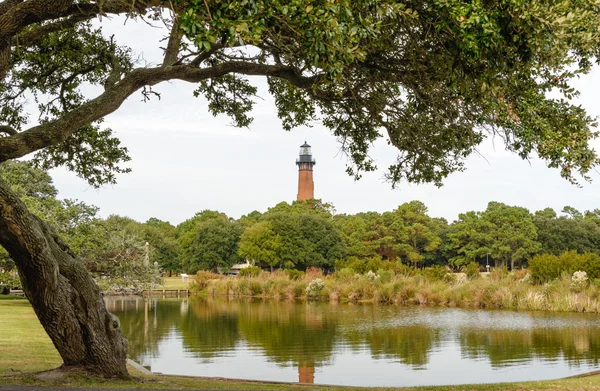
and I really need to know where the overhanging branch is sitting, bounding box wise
[0,125,17,136]
[0,62,321,163]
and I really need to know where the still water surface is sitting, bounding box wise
[106,297,600,386]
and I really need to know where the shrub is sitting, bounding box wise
[343,257,367,274]
[306,278,325,298]
[238,266,261,278]
[464,262,480,280]
[580,253,600,279]
[393,262,416,278]
[285,269,305,281]
[190,271,221,291]
[248,280,263,296]
[571,271,588,292]
[305,267,323,279]
[365,256,385,273]
[342,255,386,274]
[530,254,560,282]
[520,273,532,284]
[377,269,394,283]
[293,282,308,298]
[335,267,355,282]
[366,270,379,282]
[489,266,509,281]
[95,261,162,293]
[531,251,600,283]
[421,265,447,281]
[0,271,18,290]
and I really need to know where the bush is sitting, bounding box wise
[305,267,323,279]
[340,255,387,274]
[464,262,480,280]
[377,269,394,283]
[421,265,447,281]
[0,271,18,290]
[366,270,379,282]
[489,266,509,281]
[571,271,588,292]
[530,251,600,283]
[306,278,325,298]
[94,261,162,293]
[335,267,355,282]
[238,266,261,278]
[393,262,416,278]
[191,271,221,291]
[285,269,305,281]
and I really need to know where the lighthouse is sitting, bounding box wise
[296,142,316,200]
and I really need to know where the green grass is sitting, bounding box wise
[2,369,600,391]
[0,294,24,300]
[160,276,191,290]
[0,298,61,374]
[2,296,600,390]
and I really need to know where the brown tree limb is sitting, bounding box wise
[12,14,92,47]
[0,62,321,163]
[162,17,182,67]
[0,0,24,17]
[189,43,223,67]
[0,124,17,135]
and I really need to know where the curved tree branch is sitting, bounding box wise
[162,17,182,67]
[12,14,92,47]
[0,62,321,163]
[0,125,17,136]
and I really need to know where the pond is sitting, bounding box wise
[106,297,600,387]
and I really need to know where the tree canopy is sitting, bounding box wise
[0,0,598,186]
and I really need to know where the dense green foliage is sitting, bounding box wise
[529,251,600,283]
[177,211,244,273]
[1,0,600,190]
[2,162,600,286]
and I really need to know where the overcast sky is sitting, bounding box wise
[45,16,600,225]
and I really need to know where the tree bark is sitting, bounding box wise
[0,177,129,378]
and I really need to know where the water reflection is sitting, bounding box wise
[106,297,600,386]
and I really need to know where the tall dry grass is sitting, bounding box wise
[189,268,600,313]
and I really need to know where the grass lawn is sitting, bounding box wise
[2,295,600,391]
[0,297,61,374]
[160,276,191,290]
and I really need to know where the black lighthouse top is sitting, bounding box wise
[296,142,316,165]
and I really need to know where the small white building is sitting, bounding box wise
[226,260,252,276]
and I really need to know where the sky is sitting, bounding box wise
[45,16,600,225]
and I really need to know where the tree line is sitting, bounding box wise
[1,161,598,278]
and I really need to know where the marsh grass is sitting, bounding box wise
[191,270,600,313]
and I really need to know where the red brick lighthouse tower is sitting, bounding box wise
[296,142,316,200]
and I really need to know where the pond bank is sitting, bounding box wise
[192,269,600,313]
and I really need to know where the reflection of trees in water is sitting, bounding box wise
[109,297,600,372]
[366,326,440,368]
[180,299,240,359]
[109,297,241,361]
[460,327,600,368]
[106,297,179,361]
[344,325,440,368]
[235,300,337,367]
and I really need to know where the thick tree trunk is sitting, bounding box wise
[0,178,129,378]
